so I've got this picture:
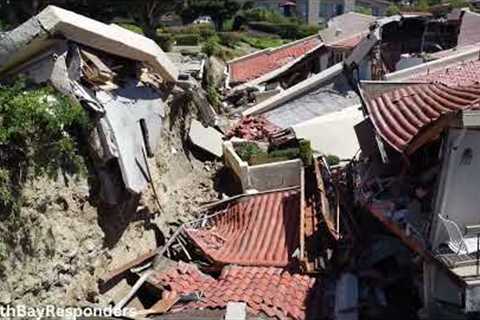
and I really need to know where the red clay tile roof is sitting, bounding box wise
[328,32,367,50]
[365,83,480,152]
[185,190,300,267]
[228,37,322,84]
[409,59,480,86]
[149,262,320,320]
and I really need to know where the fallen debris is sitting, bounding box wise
[0,5,179,203]
[189,119,224,158]
[225,116,280,141]
[148,262,321,320]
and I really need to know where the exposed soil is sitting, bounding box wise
[0,96,221,307]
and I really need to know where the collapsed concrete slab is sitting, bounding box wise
[96,81,165,194]
[292,105,363,159]
[189,119,223,158]
[0,6,179,204]
[0,5,178,82]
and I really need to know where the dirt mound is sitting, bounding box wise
[0,115,220,306]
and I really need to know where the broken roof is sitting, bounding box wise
[185,189,301,267]
[0,5,178,82]
[261,72,360,128]
[319,12,377,47]
[243,62,344,118]
[227,35,323,85]
[385,45,480,85]
[409,58,480,86]
[149,262,320,320]
[362,82,480,153]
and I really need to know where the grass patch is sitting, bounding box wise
[241,35,285,49]
[117,23,144,35]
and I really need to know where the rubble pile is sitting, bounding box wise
[225,116,280,141]
[149,262,321,320]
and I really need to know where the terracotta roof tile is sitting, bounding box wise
[150,263,320,320]
[328,31,368,49]
[185,190,301,267]
[409,59,480,86]
[365,83,480,153]
[228,37,322,84]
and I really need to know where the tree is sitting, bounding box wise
[0,0,53,27]
[101,0,183,40]
[416,0,430,11]
[182,0,241,31]
[354,5,372,15]
[386,3,400,16]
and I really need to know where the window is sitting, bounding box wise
[335,3,344,15]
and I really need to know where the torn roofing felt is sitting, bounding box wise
[184,189,301,267]
[362,82,480,153]
[149,262,321,320]
[0,5,178,82]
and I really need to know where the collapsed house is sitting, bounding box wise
[0,5,178,205]
[3,4,480,320]
[353,41,480,318]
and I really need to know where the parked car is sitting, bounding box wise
[193,16,212,24]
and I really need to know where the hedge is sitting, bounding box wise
[218,32,243,48]
[175,34,200,46]
[157,33,174,52]
[247,21,320,40]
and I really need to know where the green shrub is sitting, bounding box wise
[117,23,144,34]
[175,34,200,46]
[218,32,243,48]
[207,81,222,112]
[0,79,88,223]
[166,24,216,41]
[235,142,300,165]
[223,18,235,31]
[202,38,220,57]
[235,142,264,162]
[386,3,400,16]
[354,6,373,15]
[0,80,88,180]
[248,21,281,34]
[416,0,430,11]
[268,148,299,159]
[248,21,319,39]
[243,8,291,24]
[326,154,340,166]
[0,168,16,215]
[157,33,174,52]
[299,139,313,166]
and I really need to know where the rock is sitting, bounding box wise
[206,56,225,88]
[0,291,12,304]
[189,119,224,158]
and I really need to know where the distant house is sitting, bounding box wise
[300,0,389,24]
[237,0,388,25]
